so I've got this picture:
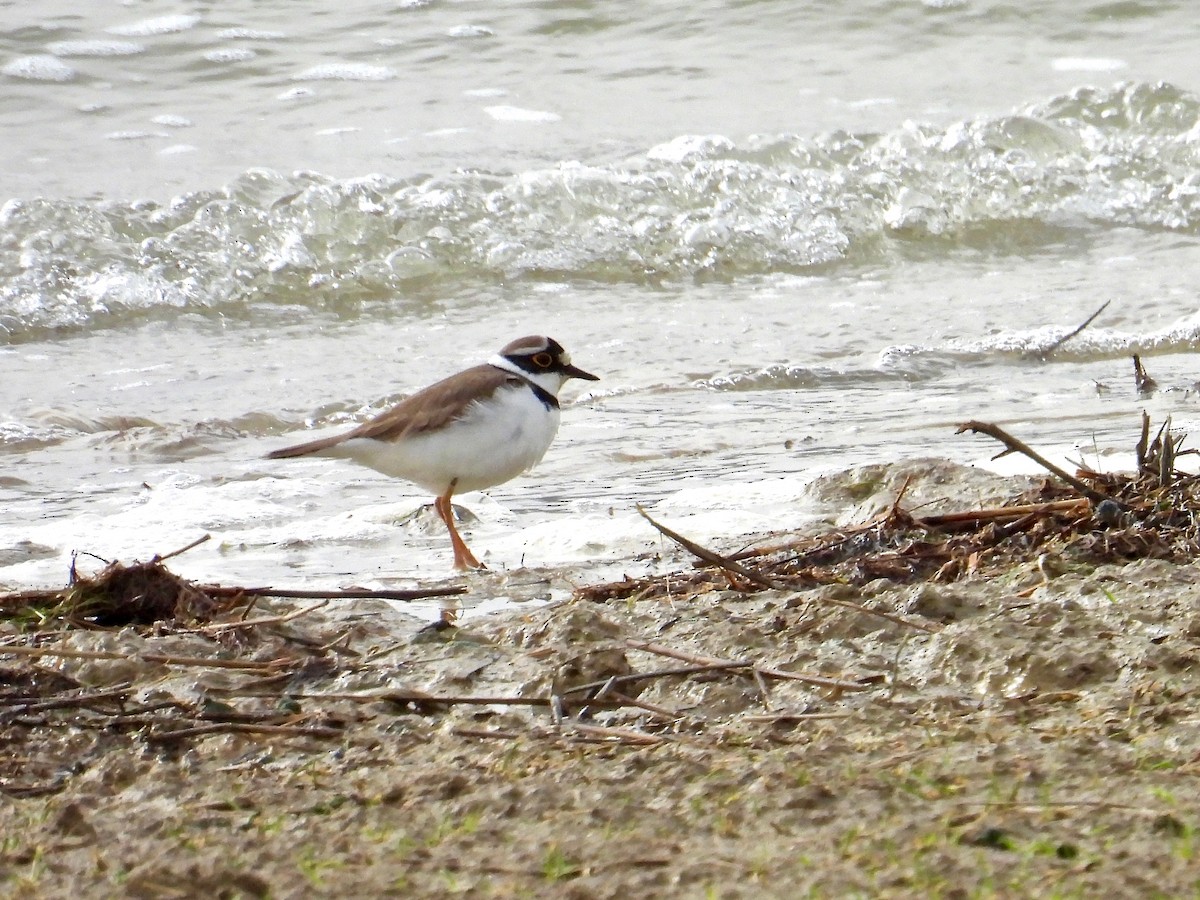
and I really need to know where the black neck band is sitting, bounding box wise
[526,380,559,410]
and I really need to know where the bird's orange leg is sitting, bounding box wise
[436,483,484,571]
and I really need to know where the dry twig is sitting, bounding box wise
[1038,300,1111,356]
[636,505,937,633]
[956,420,1119,508]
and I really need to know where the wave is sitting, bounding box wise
[2,81,1198,340]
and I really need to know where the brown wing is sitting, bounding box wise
[265,364,513,459]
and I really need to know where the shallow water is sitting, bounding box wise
[3,1,1200,603]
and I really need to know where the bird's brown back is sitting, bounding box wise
[265,364,515,459]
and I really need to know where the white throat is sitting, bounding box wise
[487,354,568,396]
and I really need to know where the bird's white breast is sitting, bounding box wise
[327,383,561,495]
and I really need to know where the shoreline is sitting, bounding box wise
[3,459,1200,897]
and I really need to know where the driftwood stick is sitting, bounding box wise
[637,506,936,633]
[724,512,895,563]
[318,627,359,655]
[270,689,635,710]
[1,582,466,611]
[956,420,1120,507]
[626,640,743,669]
[0,643,292,671]
[102,701,188,722]
[725,533,845,563]
[201,584,467,602]
[637,505,778,590]
[592,675,619,701]
[134,651,294,671]
[156,534,212,563]
[916,499,1089,528]
[561,662,748,696]
[743,712,853,723]
[1041,299,1111,355]
[602,691,681,720]
[198,600,330,633]
[755,661,877,688]
[147,722,342,742]
[567,723,670,745]
[0,685,132,716]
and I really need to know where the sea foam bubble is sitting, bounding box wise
[47,40,145,57]
[107,14,202,37]
[294,63,396,81]
[2,55,76,82]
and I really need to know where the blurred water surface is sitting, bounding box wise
[3,1,1200,597]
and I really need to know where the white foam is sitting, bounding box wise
[845,97,896,109]
[294,63,396,81]
[483,105,561,123]
[204,48,257,63]
[1051,57,1127,72]
[47,40,145,57]
[105,130,170,141]
[216,28,286,41]
[107,14,201,36]
[646,134,734,163]
[448,25,494,38]
[2,55,76,82]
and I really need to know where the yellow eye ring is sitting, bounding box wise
[532,352,553,368]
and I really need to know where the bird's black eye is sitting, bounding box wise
[532,352,553,368]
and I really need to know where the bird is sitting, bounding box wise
[266,335,599,570]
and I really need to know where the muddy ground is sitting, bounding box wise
[2,460,1200,898]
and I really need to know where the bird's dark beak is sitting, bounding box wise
[562,363,600,381]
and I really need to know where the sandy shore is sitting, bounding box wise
[3,460,1200,898]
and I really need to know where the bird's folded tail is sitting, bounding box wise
[265,434,348,459]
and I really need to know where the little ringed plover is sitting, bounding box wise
[266,335,599,570]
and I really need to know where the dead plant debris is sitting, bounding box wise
[0,534,465,631]
[578,415,1199,604]
[0,536,472,795]
[0,415,1195,795]
[4,413,1200,897]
